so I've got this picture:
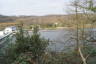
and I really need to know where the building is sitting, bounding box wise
[4,26,17,34]
[0,31,4,36]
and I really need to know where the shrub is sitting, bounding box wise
[6,25,49,64]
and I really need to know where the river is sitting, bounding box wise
[28,29,76,52]
[0,29,77,51]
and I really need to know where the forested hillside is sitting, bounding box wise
[0,14,94,29]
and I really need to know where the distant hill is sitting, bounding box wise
[0,14,90,27]
[0,15,17,23]
[15,15,76,26]
[0,14,74,23]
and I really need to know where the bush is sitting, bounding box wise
[6,25,49,64]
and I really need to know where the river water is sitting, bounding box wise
[1,28,96,52]
[28,29,76,52]
[3,28,96,52]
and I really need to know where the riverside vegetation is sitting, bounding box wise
[2,24,96,64]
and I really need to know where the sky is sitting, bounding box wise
[0,0,71,16]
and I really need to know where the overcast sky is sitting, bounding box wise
[0,0,71,16]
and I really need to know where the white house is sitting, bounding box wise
[4,26,17,34]
[0,31,4,36]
